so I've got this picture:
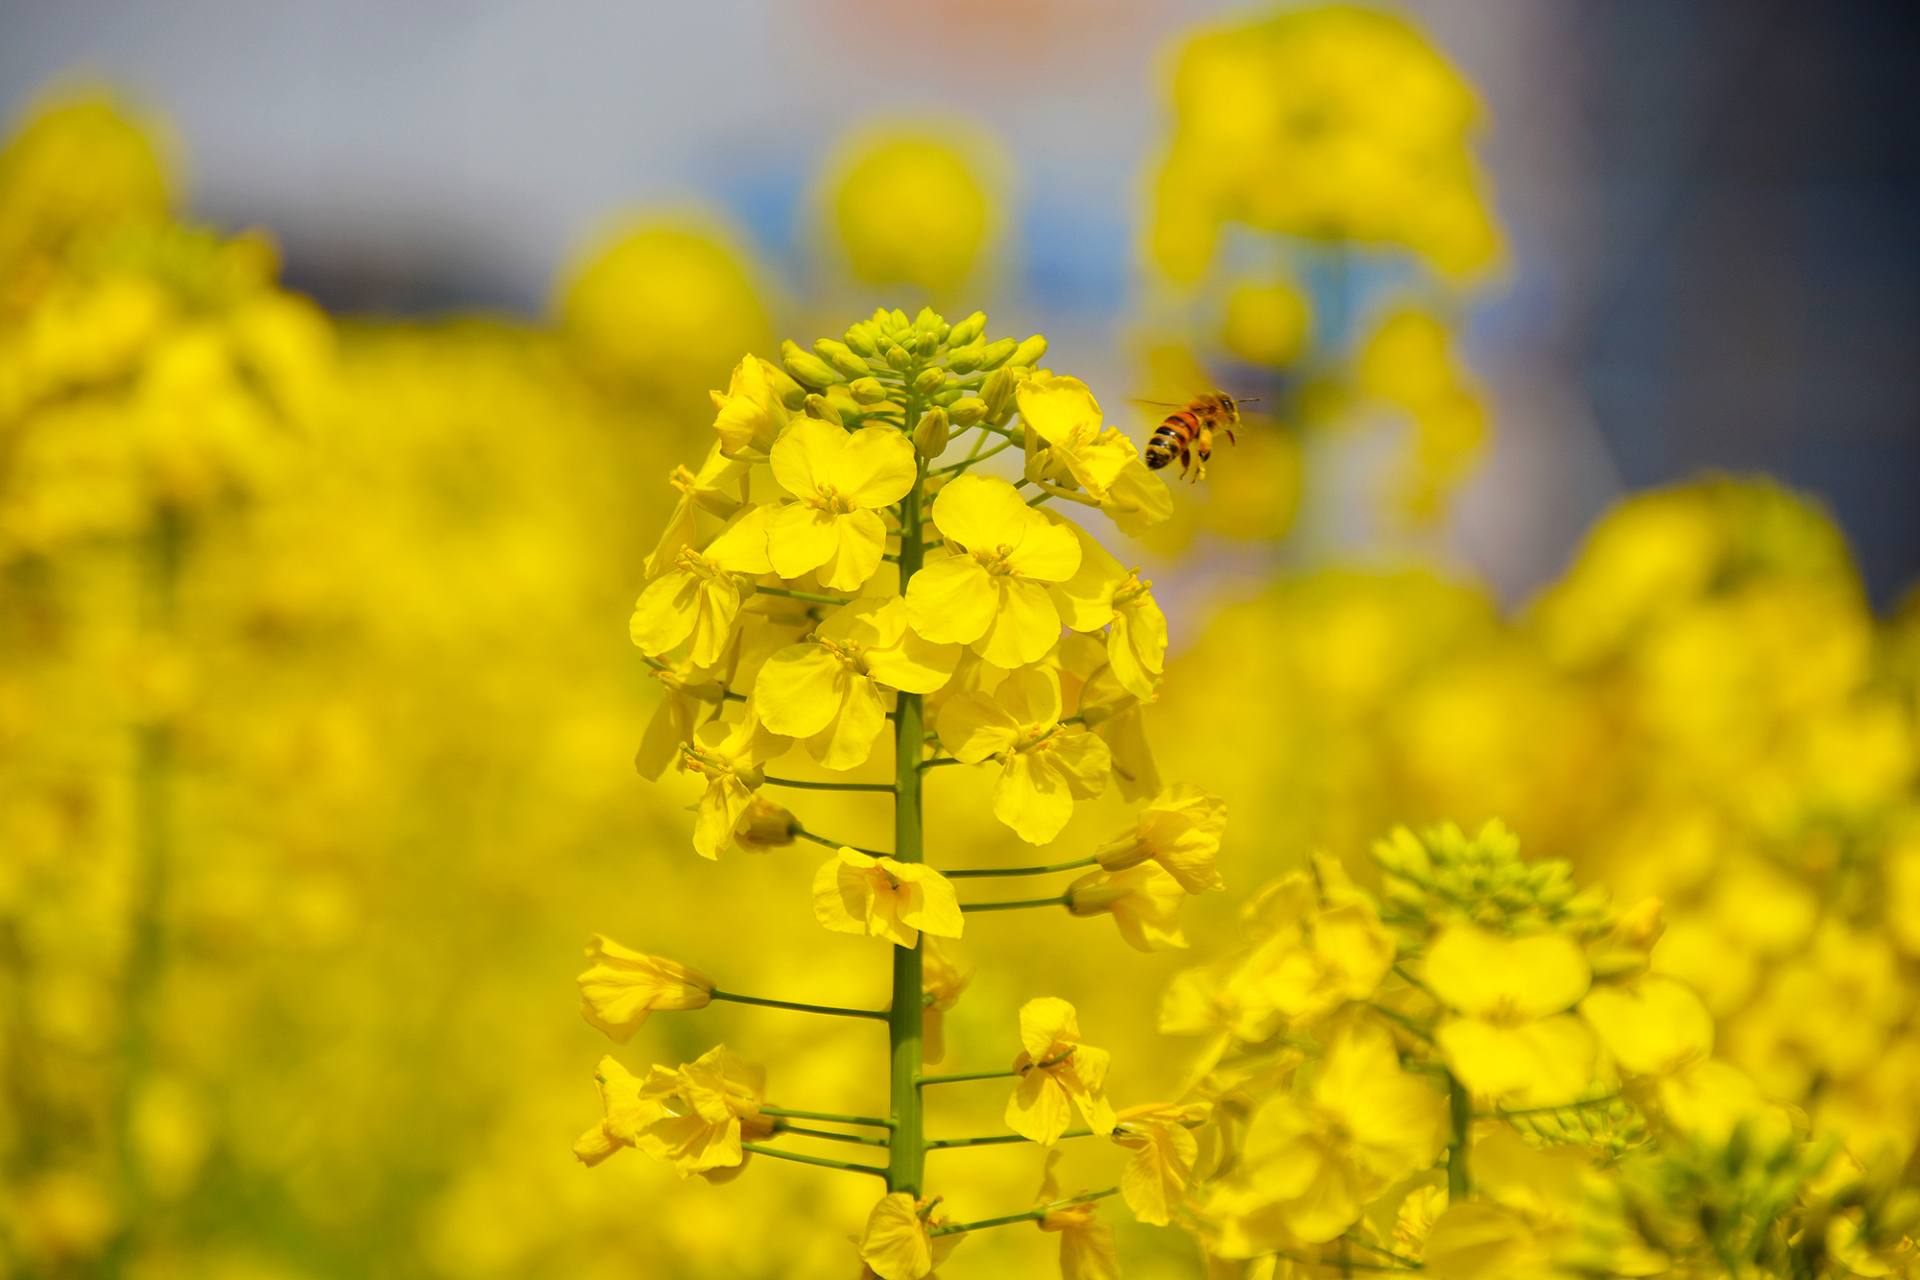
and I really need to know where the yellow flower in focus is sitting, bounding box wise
[1036,1151,1120,1280]
[1017,376,1173,534]
[630,506,776,665]
[767,420,917,591]
[754,598,959,769]
[646,441,750,579]
[812,848,963,948]
[678,710,788,860]
[937,666,1110,844]
[1425,925,1596,1105]
[905,474,1080,667]
[573,1056,651,1167]
[1200,1019,1445,1252]
[556,220,772,397]
[628,1044,770,1177]
[1053,518,1170,699]
[921,936,973,1064]
[1579,975,1713,1078]
[1094,783,1227,892]
[825,129,994,297]
[1113,1102,1206,1226]
[1006,996,1117,1145]
[709,354,794,459]
[575,935,714,1043]
[858,1191,962,1280]
[1067,862,1190,952]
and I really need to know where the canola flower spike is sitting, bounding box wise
[583,306,1235,1274]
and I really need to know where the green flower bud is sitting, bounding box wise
[948,311,987,347]
[933,321,951,344]
[1010,334,1048,367]
[981,366,1017,417]
[843,324,880,357]
[932,387,961,407]
[782,339,841,390]
[911,306,943,334]
[912,367,947,396]
[912,407,950,459]
[945,344,984,374]
[813,338,871,379]
[915,332,940,357]
[974,337,1019,370]
[848,377,889,405]
[949,396,987,427]
[803,393,844,426]
[884,343,914,371]
[888,308,911,332]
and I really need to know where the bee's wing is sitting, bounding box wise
[1130,398,1188,409]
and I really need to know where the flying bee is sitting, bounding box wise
[1138,393,1258,481]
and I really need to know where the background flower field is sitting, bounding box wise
[2,3,1917,1278]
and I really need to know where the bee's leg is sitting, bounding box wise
[1225,427,1237,445]
[1178,441,1194,479]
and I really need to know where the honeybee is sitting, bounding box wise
[1139,393,1258,481]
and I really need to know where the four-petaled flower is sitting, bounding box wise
[767,419,917,590]
[1006,996,1117,1145]
[1066,862,1191,952]
[813,847,964,948]
[937,666,1110,844]
[1093,783,1228,892]
[754,598,960,770]
[630,506,775,666]
[858,1192,962,1280]
[677,709,788,860]
[1425,922,1597,1106]
[905,474,1081,667]
[573,1045,772,1178]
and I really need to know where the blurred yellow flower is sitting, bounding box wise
[824,129,996,297]
[1007,996,1117,1145]
[1036,1151,1120,1280]
[1426,924,1595,1105]
[576,935,715,1043]
[1112,1102,1206,1227]
[812,848,963,948]
[767,420,917,590]
[1579,975,1713,1078]
[906,474,1082,667]
[1222,280,1312,367]
[937,666,1110,844]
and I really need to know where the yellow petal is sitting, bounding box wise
[807,672,885,770]
[769,417,843,498]
[930,473,1030,550]
[1580,976,1714,1077]
[936,691,1020,763]
[1005,515,1082,583]
[834,425,918,507]
[859,1193,935,1280]
[996,751,1075,844]
[1007,1070,1074,1145]
[1425,925,1590,1018]
[885,861,965,940]
[973,576,1064,667]
[814,507,888,592]
[904,553,996,645]
[629,571,701,657]
[753,643,847,738]
[766,501,843,580]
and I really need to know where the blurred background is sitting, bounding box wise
[1,2,1916,1278]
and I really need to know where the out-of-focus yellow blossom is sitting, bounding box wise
[1200,1019,1445,1252]
[678,709,788,860]
[1007,997,1117,1145]
[755,597,960,769]
[1425,924,1596,1105]
[1356,306,1490,520]
[575,936,714,1043]
[823,129,996,298]
[858,1192,962,1280]
[1067,862,1190,952]
[1222,280,1312,367]
[0,92,170,288]
[1111,1102,1207,1227]
[556,220,772,398]
[766,419,917,589]
[1034,1151,1119,1280]
[812,847,963,948]
[906,474,1082,667]
[1093,783,1227,892]
[1578,974,1712,1078]
[1238,869,1395,1023]
[629,506,776,665]
[938,666,1110,844]
[920,937,973,1064]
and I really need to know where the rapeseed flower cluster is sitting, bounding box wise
[578,305,1236,1277]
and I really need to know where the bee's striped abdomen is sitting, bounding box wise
[1144,409,1200,470]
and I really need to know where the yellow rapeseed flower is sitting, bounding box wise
[629,506,776,665]
[754,598,959,770]
[709,354,794,459]
[1067,863,1190,952]
[857,1191,962,1280]
[645,441,750,579]
[678,710,788,860]
[1579,975,1713,1078]
[1017,376,1173,535]
[1036,1151,1120,1280]
[1425,924,1596,1105]
[767,419,918,590]
[905,474,1081,667]
[937,666,1110,844]
[1093,783,1227,892]
[1053,518,1170,699]
[1112,1102,1207,1227]
[1006,996,1117,1145]
[576,935,714,1042]
[812,848,963,948]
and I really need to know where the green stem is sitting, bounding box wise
[754,584,855,607]
[917,1067,1021,1086]
[887,412,929,1197]
[762,776,895,793]
[930,437,1014,475]
[741,1142,889,1178]
[775,1124,891,1148]
[960,894,1069,913]
[926,1128,1091,1150]
[930,1188,1119,1236]
[760,1106,892,1129]
[918,756,966,770]
[1368,1002,1436,1043]
[793,827,888,857]
[709,989,888,1021]
[1483,1091,1619,1120]
[941,856,1097,879]
[1447,1073,1471,1200]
